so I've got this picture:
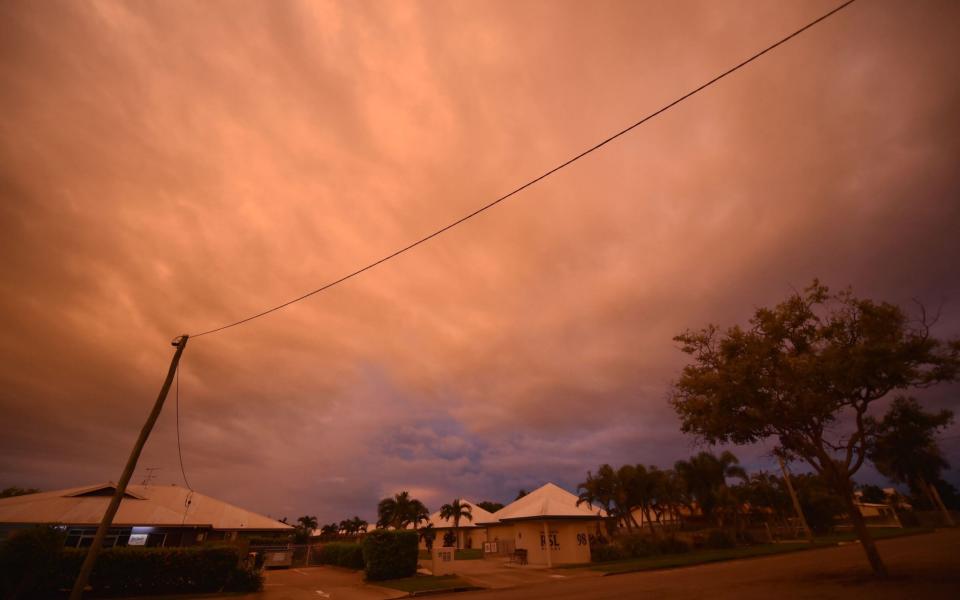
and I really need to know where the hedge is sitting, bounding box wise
[314,542,365,569]
[0,527,262,598]
[590,533,691,563]
[361,530,418,581]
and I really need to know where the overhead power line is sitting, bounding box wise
[190,0,858,339]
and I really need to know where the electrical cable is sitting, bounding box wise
[189,0,858,339]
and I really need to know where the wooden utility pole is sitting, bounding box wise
[69,335,189,600]
[777,455,814,542]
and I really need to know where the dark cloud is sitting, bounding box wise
[1,0,959,521]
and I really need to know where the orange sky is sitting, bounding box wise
[1,0,959,521]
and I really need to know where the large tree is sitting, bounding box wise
[670,281,959,576]
[869,396,955,525]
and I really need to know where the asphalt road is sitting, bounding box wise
[430,529,960,600]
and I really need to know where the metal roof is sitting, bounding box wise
[0,483,293,530]
[483,483,603,522]
[421,499,496,529]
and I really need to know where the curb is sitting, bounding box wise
[409,586,484,597]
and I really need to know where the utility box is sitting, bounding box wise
[432,547,456,575]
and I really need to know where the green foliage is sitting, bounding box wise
[589,543,624,562]
[0,487,40,499]
[476,501,504,513]
[376,491,429,529]
[441,531,456,547]
[617,534,657,558]
[0,525,66,599]
[870,396,953,493]
[857,484,887,504]
[656,535,691,554]
[362,530,418,581]
[792,474,846,533]
[591,534,691,563]
[316,542,364,569]
[703,530,736,549]
[0,529,261,598]
[418,524,436,551]
[674,451,746,528]
[669,281,960,574]
[294,515,318,543]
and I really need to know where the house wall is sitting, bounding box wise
[418,527,487,550]
[508,520,592,565]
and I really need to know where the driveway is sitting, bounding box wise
[233,566,406,600]
[426,529,960,599]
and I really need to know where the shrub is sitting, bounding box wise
[0,531,261,599]
[362,530,418,581]
[0,525,67,599]
[590,543,623,562]
[704,530,736,549]
[656,535,691,555]
[315,543,364,569]
[617,533,657,558]
[226,563,265,592]
[442,531,456,547]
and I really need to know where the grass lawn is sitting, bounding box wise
[817,527,933,543]
[593,543,834,574]
[591,527,935,575]
[375,574,477,594]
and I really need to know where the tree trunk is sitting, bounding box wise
[643,507,659,538]
[922,478,955,527]
[842,489,888,577]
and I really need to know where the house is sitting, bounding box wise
[0,483,292,547]
[416,500,495,550]
[477,483,603,567]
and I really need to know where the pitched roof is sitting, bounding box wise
[0,483,292,530]
[421,500,495,529]
[486,483,603,522]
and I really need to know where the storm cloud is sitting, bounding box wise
[1,0,959,522]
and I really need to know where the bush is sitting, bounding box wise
[617,533,657,558]
[315,543,364,569]
[590,543,623,562]
[656,535,691,555]
[704,530,736,549]
[0,525,67,599]
[226,563,265,592]
[362,530,418,581]
[0,528,261,599]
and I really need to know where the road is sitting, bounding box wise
[429,529,960,600]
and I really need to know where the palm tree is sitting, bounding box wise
[674,451,747,528]
[377,491,430,529]
[578,465,619,535]
[348,516,368,537]
[295,515,318,543]
[439,499,473,549]
[320,523,339,538]
[419,523,437,552]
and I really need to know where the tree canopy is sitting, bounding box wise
[669,280,959,575]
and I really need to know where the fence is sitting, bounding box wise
[248,544,325,568]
